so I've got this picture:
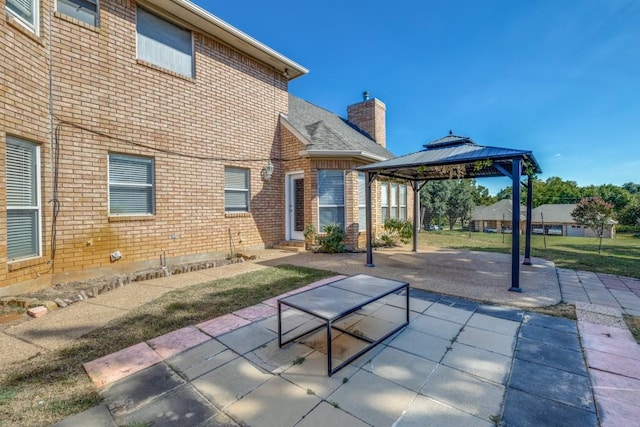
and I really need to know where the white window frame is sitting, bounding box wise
[7,0,39,34]
[381,182,389,223]
[224,167,250,213]
[136,6,193,77]
[317,170,345,230]
[390,183,398,219]
[56,0,99,26]
[399,184,407,220]
[108,153,155,216]
[6,137,41,261]
[357,172,367,232]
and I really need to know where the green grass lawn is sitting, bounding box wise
[419,230,640,279]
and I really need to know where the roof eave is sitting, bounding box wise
[300,150,389,162]
[148,0,308,80]
[280,114,311,146]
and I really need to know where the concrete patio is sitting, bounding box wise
[1,248,637,426]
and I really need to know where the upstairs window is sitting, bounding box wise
[318,170,344,229]
[57,0,99,26]
[7,0,39,33]
[225,167,250,212]
[6,137,41,260]
[136,7,193,77]
[108,154,154,215]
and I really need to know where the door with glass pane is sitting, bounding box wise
[286,173,305,240]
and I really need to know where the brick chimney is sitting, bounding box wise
[347,91,386,147]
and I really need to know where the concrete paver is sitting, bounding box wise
[421,364,505,421]
[509,358,595,412]
[442,343,513,384]
[397,394,494,427]
[327,369,417,426]
[226,376,321,427]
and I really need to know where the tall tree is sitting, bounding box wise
[445,180,475,229]
[618,203,640,227]
[571,197,614,236]
[622,182,640,195]
[581,184,632,213]
[420,181,449,229]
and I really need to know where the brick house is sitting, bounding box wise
[1,0,408,295]
[281,94,412,249]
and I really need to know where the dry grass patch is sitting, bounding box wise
[0,265,334,427]
[624,315,640,344]
[528,302,577,320]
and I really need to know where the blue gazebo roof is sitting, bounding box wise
[358,133,542,180]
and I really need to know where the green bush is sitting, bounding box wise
[383,218,413,245]
[616,224,640,233]
[317,223,345,253]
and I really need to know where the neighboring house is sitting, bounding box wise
[281,94,412,249]
[470,199,526,233]
[531,204,616,238]
[471,201,616,238]
[1,0,408,295]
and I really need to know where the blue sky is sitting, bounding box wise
[197,0,640,194]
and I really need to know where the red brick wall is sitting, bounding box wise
[1,0,288,292]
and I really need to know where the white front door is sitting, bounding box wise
[286,173,305,240]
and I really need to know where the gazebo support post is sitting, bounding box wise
[365,171,375,267]
[509,159,522,292]
[523,176,533,265]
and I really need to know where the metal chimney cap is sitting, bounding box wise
[363,91,370,101]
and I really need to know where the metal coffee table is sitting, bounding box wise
[278,274,410,376]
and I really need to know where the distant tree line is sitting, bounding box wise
[420,177,640,230]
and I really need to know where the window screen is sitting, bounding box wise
[358,172,367,231]
[381,182,388,222]
[7,0,38,32]
[137,7,193,77]
[225,167,249,212]
[318,170,344,229]
[57,0,98,26]
[109,154,154,215]
[6,137,40,260]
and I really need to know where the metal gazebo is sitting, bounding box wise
[358,133,542,291]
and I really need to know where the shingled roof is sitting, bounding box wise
[281,95,395,161]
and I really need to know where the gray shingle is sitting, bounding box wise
[284,95,395,160]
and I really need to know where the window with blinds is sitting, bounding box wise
[318,170,344,229]
[225,167,249,212]
[381,182,388,223]
[108,154,154,215]
[6,137,41,260]
[391,183,398,219]
[136,7,193,77]
[7,0,38,33]
[57,0,99,26]
[358,172,367,231]
[399,184,407,220]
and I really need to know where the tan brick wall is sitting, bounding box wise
[280,125,415,250]
[1,0,289,291]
